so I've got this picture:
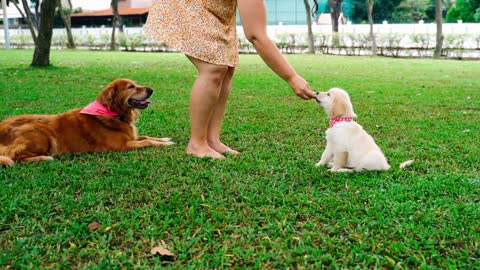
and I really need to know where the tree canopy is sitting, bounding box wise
[350,0,403,23]
[446,0,480,22]
[345,0,478,23]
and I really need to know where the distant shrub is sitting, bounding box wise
[4,29,479,59]
[10,35,34,49]
[409,33,434,56]
[52,34,67,48]
[475,34,480,49]
[377,33,404,57]
[443,34,466,58]
[275,33,297,53]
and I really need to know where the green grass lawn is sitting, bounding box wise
[0,49,479,269]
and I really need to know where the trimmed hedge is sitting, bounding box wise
[2,32,480,59]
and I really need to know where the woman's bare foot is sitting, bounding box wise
[208,141,240,155]
[186,143,225,159]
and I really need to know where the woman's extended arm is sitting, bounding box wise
[238,0,316,99]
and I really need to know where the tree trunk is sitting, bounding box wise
[21,0,38,44]
[366,0,377,55]
[433,0,443,58]
[11,1,26,18]
[304,0,315,53]
[111,0,119,51]
[328,0,342,46]
[31,0,57,67]
[328,0,342,33]
[58,0,75,48]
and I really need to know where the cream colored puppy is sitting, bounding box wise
[315,88,390,172]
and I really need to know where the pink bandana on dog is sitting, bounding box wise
[80,100,120,117]
[330,116,353,128]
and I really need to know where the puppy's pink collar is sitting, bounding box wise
[330,116,353,128]
[80,100,120,117]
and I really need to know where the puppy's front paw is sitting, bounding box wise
[160,137,172,142]
[336,168,353,173]
[316,159,329,167]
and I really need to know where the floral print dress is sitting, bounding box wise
[144,0,239,67]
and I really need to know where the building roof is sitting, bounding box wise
[71,7,149,17]
[316,13,346,25]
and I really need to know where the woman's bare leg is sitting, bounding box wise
[207,66,239,155]
[186,56,228,159]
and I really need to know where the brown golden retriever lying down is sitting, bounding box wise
[0,78,173,166]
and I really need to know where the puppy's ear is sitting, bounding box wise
[329,96,347,118]
[329,92,357,118]
[350,107,357,118]
[344,94,357,118]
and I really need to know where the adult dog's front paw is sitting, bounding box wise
[150,140,175,147]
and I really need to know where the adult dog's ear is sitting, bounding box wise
[97,84,116,109]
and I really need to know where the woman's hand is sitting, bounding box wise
[288,75,316,100]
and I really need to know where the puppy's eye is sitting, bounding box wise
[128,84,135,89]
[327,93,330,96]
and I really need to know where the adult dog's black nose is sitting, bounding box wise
[146,87,154,95]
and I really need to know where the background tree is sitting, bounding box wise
[366,0,377,55]
[328,0,343,46]
[16,0,39,43]
[426,0,454,22]
[21,0,40,27]
[391,0,430,23]
[351,0,402,23]
[328,0,343,33]
[57,0,74,49]
[31,0,57,67]
[351,0,452,23]
[304,0,315,53]
[434,0,443,58]
[6,0,25,18]
[110,0,119,51]
[446,0,480,22]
